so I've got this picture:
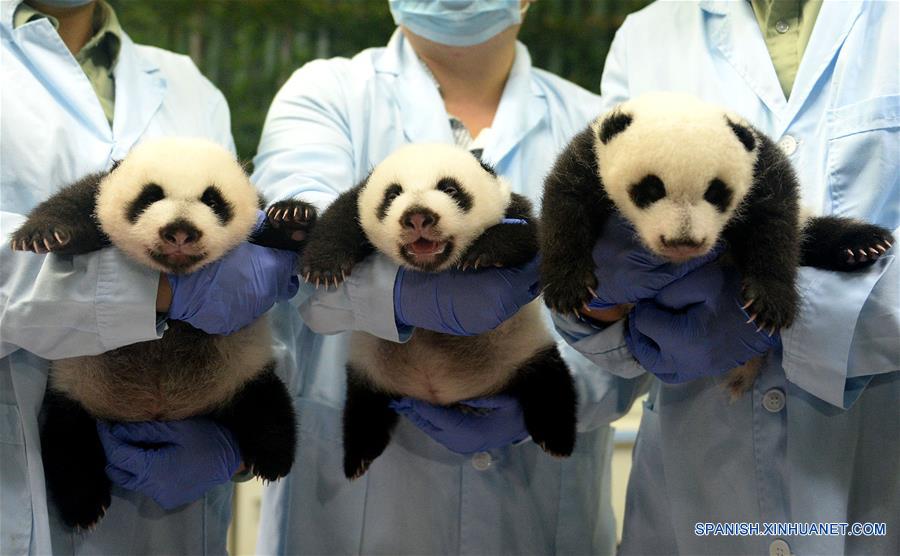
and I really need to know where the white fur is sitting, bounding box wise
[592,92,757,258]
[357,144,511,270]
[95,138,259,273]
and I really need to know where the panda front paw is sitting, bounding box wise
[833,225,894,270]
[265,200,317,243]
[300,247,358,290]
[10,221,76,254]
[540,262,598,317]
[741,278,798,334]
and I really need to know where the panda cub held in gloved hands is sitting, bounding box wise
[540,92,894,397]
[301,143,577,479]
[10,138,316,529]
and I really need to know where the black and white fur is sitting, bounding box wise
[301,144,577,479]
[540,93,894,396]
[10,138,316,529]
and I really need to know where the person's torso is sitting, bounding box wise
[257,36,621,556]
[1,17,235,555]
[609,2,899,554]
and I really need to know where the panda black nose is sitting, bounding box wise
[160,220,202,246]
[401,208,439,231]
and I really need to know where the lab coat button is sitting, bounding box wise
[775,20,790,34]
[471,452,492,471]
[770,538,791,556]
[762,388,786,413]
[778,135,798,156]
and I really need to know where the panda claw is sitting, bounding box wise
[587,287,598,300]
[333,277,339,288]
[857,249,867,260]
[303,207,310,220]
[741,299,754,310]
[43,238,52,251]
[885,240,893,249]
[293,207,299,220]
[868,247,879,257]
[876,244,887,253]
[32,240,45,253]
[746,313,757,324]
[341,270,347,282]
[303,272,310,283]
[54,231,66,245]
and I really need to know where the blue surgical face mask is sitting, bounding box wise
[389,0,526,47]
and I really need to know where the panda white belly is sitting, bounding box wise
[348,300,554,405]
[50,318,273,421]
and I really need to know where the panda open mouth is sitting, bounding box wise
[400,238,454,271]
[149,250,207,274]
[406,238,447,256]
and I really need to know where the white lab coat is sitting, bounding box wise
[0,1,236,553]
[251,30,645,555]
[554,1,899,554]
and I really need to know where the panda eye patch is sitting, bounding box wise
[436,177,472,212]
[704,178,733,213]
[377,183,403,221]
[126,183,165,223]
[200,186,233,224]
[629,175,666,209]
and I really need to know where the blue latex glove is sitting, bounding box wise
[389,395,529,454]
[394,256,540,336]
[625,262,780,383]
[587,216,721,309]
[96,418,242,510]
[168,211,299,335]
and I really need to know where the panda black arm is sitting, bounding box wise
[722,133,801,330]
[458,193,538,269]
[249,198,318,252]
[10,172,110,255]
[300,183,374,287]
[539,126,614,314]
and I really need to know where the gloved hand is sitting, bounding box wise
[168,211,299,335]
[587,216,721,309]
[389,395,529,454]
[625,262,780,382]
[394,257,540,336]
[96,418,242,510]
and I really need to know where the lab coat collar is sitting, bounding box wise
[111,33,166,156]
[703,1,788,118]
[787,0,863,116]
[703,0,863,134]
[375,29,545,166]
[1,1,23,29]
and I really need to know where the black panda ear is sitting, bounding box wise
[725,117,756,152]
[470,152,497,177]
[598,110,633,144]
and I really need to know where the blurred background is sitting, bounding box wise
[108,1,652,552]
[111,0,651,163]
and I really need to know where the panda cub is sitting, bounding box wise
[10,138,315,529]
[540,92,894,396]
[301,144,578,479]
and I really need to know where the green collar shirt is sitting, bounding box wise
[750,0,823,99]
[14,0,122,123]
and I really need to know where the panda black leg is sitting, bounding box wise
[41,390,111,529]
[215,363,297,482]
[300,184,374,289]
[458,193,538,269]
[342,367,398,480]
[10,173,109,255]
[506,346,577,457]
[251,199,318,251]
[539,127,613,316]
[800,215,895,271]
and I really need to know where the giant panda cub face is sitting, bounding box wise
[358,144,511,272]
[593,92,759,262]
[95,138,260,274]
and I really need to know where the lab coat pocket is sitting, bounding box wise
[0,403,32,556]
[825,95,900,227]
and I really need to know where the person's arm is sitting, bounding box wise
[251,60,407,342]
[0,209,162,360]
